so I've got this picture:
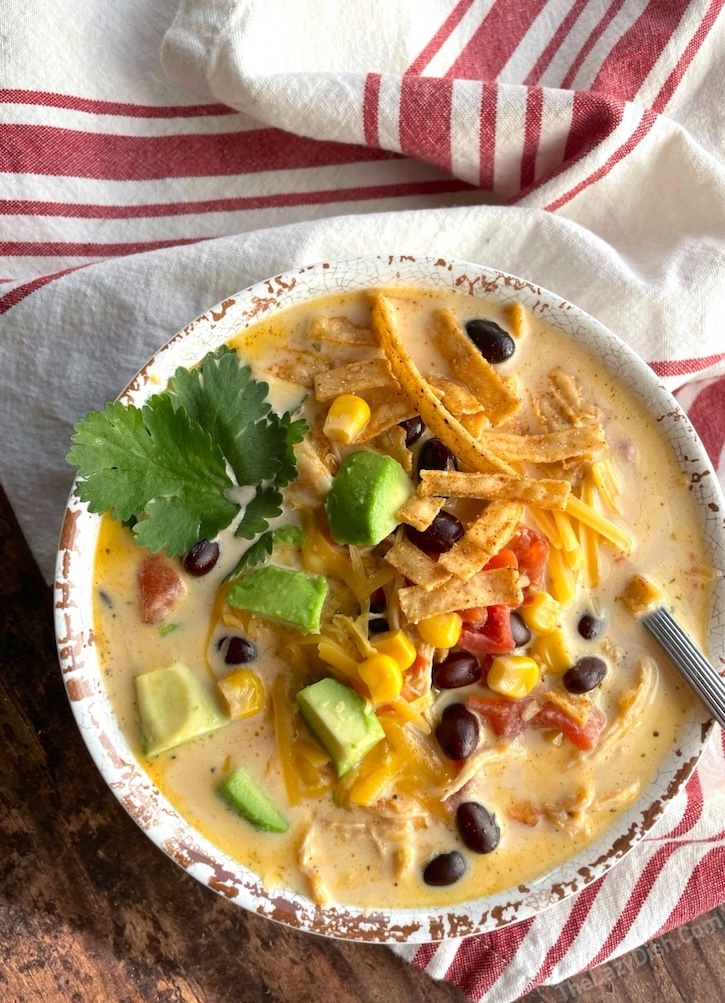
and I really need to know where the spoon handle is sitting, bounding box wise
[642,606,725,730]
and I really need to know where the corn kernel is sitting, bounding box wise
[519,591,562,634]
[358,653,403,703]
[323,394,371,444]
[417,612,462,649]
[487,655,540,699]
[529,627,571,674]
[218,669,265,719]
[371,629,417,670]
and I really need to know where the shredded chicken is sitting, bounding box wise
[585,658,657,762]
[442,741,526,801]
[298,825,332,905]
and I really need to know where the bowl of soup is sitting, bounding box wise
[55,255,725,942]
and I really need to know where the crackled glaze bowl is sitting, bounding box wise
[55,256,725,942]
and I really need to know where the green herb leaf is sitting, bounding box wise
[235,486,283,540]
[224,523,306,582]
[68,395,237,555]
[275,412,310,486]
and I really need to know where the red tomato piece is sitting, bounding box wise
[467,695,528,738]
[458,604,516,655]
[138,552,185,625]
[484,548,519,571]
[509,527,549,589]
[531,702,607,751]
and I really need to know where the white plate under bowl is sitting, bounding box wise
[55,255,725,943]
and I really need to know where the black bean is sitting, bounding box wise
[423,850,466,886]
[417,437,458,474]
[369,587,387,614]
[510,611,532,647]
[435,703,480,760]
[399,415,425,447]
[407,511,464,555]
[464,319,515,363]
[220,635,258,665]
[183,539,220,576]
[564,656,607,693]
[433,652,481,689]
[577,613,602,640]
[456,802,501,854]
[368,617,390,635]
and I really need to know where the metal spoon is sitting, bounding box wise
[642,606,725,730]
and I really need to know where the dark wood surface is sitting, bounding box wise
[1,483,723,1003]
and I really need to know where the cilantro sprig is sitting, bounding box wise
[67,347,307,557]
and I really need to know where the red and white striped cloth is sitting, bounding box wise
[1,1,724,999]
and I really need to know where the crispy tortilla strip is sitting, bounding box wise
[385,537,452,590]
[308,314,376,346]
[620,574,663,615]
[439,500,524,580]
[461,411,490,438]
[369,424,413,474]
[482,424,606,463]
[399,566,522,623]
[428,375,483,416]
[432,309,522,427]
[314,357,394,402]
[396,491,446,530]
[506,302,527,339]
[269,350,332,388]
[355,388,417,442]
[544,690,593,728]
[534,368,600,430]
[419,470,571,509]
[371,293,517,475]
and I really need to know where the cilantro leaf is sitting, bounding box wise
[224,524,306,582]
[275,412,309,486]
[168,347,282,485]
[68,395,237,555]
[235,486,283,540]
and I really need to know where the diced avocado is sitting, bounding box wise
[226,565,328,633]
[135,661,228,757]
[296,677,385,777]
[324,449,413,546]
[218,765,289,833]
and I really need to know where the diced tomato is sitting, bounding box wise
[458,604,516,655]
[531,702,607,751]
[467,695,528,738]
[509,527,549,589]
[458,606,487,623]
[483,548,518,571]
[138,552,185,625]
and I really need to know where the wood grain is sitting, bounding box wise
[0,483,721,1003]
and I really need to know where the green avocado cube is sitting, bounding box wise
[218,765,289,833]
[325,449,413,546]
[135,661,228,757]
[226,565,328,633]
[296,677,385,777]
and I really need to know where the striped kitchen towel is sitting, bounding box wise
[1,2,725,1000]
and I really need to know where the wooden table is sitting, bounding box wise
[1,484,722,1003]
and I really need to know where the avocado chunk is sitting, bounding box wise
[226,565,328,633]
[135,661,228,757]
[218,765,289,833]
[296,677,385,776]
[325,449,413,546]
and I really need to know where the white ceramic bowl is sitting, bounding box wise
[55,255,725,943]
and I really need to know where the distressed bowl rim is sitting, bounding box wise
[54,254,725,943]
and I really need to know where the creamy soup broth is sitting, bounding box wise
[93,287,712,909]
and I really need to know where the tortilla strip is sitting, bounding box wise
[269,350,332,388]
[439,500,524,580]
[396,491,446,530]
[308,314,376,346]
[461,412,490,438]
[399,566,522,623]
[534,368,600,430]
[355,389,417,442]
[370,293,517,475]
[506,302,527,339]
[481,424,606,463]
[428,375,483,416]
[432,309,522,427]
[419,470,571,509]
[314,357,394,402]
[385,538,452,590]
